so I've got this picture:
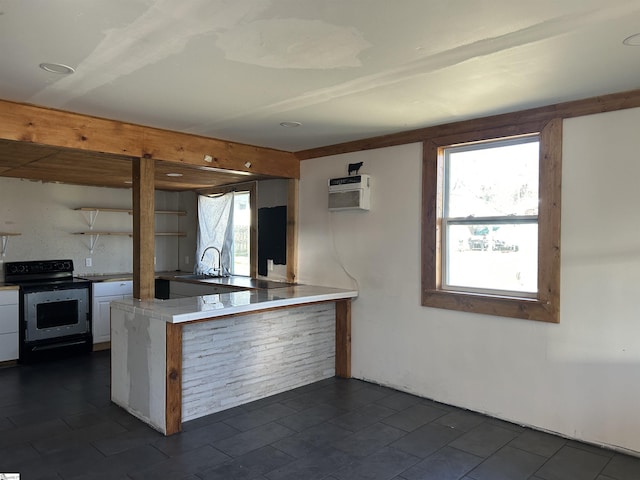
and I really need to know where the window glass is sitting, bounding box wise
[444,223,538,294]
[442,136,539,297]
[232,191,251,276]
[445,138,539,218]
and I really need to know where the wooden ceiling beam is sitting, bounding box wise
[142,128,299,179]
[0,99,299,179]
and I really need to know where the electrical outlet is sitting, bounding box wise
[185,255,190,265]
[267,259,274,271]
[154,256,157,265]
[85,257,92,267]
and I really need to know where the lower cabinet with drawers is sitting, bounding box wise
[91,281,133,345]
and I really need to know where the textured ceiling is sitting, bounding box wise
[0,0,639,152]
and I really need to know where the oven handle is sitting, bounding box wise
[31,339,88,351]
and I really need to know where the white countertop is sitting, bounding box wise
[110,284,358,324]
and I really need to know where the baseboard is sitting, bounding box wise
[93,342,111,352]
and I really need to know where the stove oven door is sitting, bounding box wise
[23,287,90,343]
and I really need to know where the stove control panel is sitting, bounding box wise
[4,259,74,280]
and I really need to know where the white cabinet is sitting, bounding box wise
[169,281,239,299]
[92,281,133,344]
[0,289,19,362]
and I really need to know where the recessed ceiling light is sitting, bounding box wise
[166,173,183,177]
[39,62,75,74]
[623,33,640,46]
[279,121,302,128]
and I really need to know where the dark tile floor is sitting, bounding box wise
[1,351,639,480]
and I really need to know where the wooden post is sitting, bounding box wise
[165,322,182,435]
[286,179,299,283]
[249,183,258,279]
[132,157,155,300]
[335,299,352,378]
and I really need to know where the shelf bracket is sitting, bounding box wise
[88,209,100,229]
[88,234,101,254]
[1,234,21,257]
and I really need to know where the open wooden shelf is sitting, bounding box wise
[74,207,187,215]
[73,231,187,237]
[73,207,187,252]
[74,231,132,236]
[75,207,187,229]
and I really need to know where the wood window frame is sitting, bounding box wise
[422,118,562,323]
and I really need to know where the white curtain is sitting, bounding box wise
[195,193,234,276]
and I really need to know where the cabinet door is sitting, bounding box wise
[0,304,18,334]
[0,332,18,362]
[0,291,18,361]
[93,294,122,344]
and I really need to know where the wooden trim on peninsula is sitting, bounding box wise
[335,299,352,378]
[295,88,640,160]
[165,322,183,436]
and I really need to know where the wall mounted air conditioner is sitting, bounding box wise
[328,174,371,211]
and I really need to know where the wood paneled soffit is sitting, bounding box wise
[0,99,299,179]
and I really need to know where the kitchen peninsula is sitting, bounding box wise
[110,278,356,435]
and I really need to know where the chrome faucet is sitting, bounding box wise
[200,246,224,276]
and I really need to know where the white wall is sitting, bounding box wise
[0,178,188,277]
[298,107,640,455]
[177,190,198,272]
[257,179,288,209]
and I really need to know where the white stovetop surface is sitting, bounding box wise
[110,284,357,324]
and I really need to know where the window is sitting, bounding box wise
[443,136,539,296]
[196,182,257,277]
[231,191,251,276]
[422,119,561,323]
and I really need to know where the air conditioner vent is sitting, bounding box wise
[328,174,370,211]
